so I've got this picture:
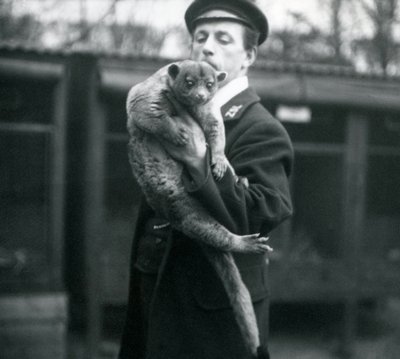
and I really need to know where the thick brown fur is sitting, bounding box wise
[126,60,268,357]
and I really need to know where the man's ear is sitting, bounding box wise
[217,71,227,82]
[168,64,180,79]
[244,47,257,68]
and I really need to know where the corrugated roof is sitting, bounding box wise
[1,42,400,83]
[2,42,400,111]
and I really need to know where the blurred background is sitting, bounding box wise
[2,0,400,73]
[0,0,399,358]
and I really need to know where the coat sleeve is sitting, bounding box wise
[184,107,293,236]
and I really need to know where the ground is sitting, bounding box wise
[68,297,400,359]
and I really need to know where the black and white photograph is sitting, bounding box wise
[1,1,400,358]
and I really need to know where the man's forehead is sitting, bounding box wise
[193,20,245,36]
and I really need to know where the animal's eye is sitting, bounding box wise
[206,82,214,89]
[186,80,194,87]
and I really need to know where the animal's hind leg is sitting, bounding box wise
[165,191,235,251]
[166,191,269,253]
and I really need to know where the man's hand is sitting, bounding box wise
[161,92,208,182]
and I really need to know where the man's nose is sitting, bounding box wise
[202,37,215,56]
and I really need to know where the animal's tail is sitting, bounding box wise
[203,248,261,358]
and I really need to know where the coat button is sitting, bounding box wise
[155,237,163,244]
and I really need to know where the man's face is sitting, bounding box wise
[190,21,254,87]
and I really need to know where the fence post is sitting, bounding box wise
[339,112,369,358]
[65,51,105,358]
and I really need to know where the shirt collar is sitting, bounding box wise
[212,76,249,109]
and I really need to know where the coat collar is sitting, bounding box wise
[221,87,261,121]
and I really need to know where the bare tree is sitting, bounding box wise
[354,0,400,74]
[0,10,42,44]
[328,0,347,63]
[260,7,351,66]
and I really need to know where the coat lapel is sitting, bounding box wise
[221,87,260,122]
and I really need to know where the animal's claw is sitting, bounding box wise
[211,155,228,180]
[232,233,273,254]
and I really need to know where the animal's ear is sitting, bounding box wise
[217,71,227,82]
[168,64,180,79]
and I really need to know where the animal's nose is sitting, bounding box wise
[196,92,206,101]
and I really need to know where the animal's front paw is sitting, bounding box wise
[211,155,228,180]
[164,125,189,146]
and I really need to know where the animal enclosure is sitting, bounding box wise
[1,45,399,358]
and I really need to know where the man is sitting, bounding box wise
[119,0,293,358]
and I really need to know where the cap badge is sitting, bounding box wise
[225,105,243,119]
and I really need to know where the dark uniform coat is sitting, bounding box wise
[119,87,293,359]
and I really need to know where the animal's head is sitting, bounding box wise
[167,60,227,106]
